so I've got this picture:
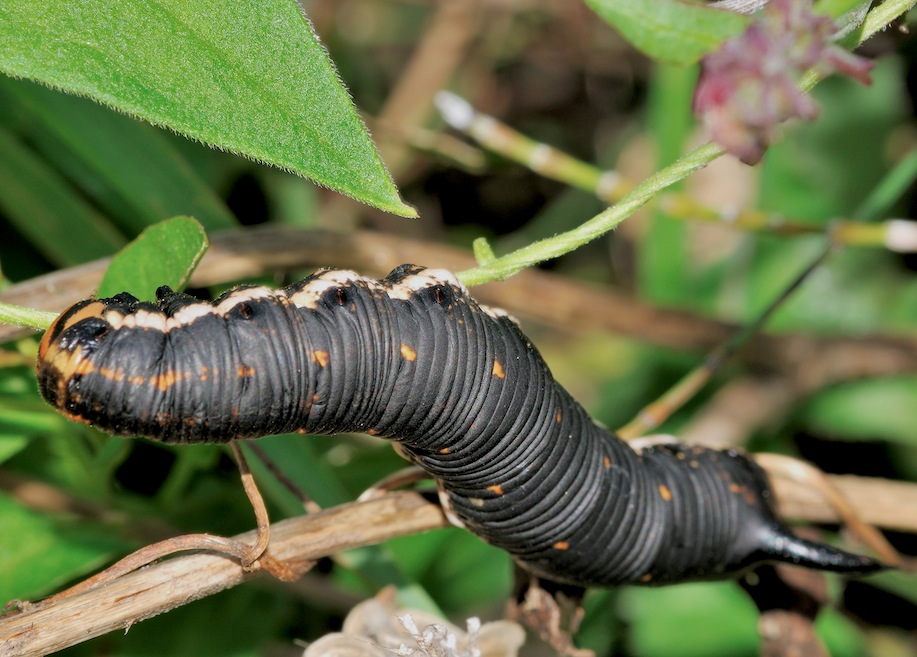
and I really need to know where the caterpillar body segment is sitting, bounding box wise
[36,264,882,587]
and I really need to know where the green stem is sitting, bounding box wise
[457,142,724,287]
[0,302,58,332]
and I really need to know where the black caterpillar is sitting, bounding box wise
[36,265,881,587]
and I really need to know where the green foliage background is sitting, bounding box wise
[1,1,916,656]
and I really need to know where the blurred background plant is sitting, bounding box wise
[1,1,916,656]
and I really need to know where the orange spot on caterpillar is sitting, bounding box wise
[487,484,504,496]
[553,541,570,551]
[98,366,124,382]
[149,370,189,392]
[313,350,330,367]
[367,428,379,436]
[492,359,505,379]
[237,365,256,378]
[400,343,417,361]
[640,573,653,583]
[658,484,672,501]
[439,447,450,454]
[556,409,562,423]
[603,455,611,469]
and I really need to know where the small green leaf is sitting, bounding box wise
[584,0,750,65]
[97,216,208,299]
[1,0,416,217]
[472,237,497,265]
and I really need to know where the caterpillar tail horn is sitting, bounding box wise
[761,526,887,574]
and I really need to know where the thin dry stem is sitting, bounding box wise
[757,453,904,567]
[1,474,913,657]
[0,492,447,657]
[230,441,272,568]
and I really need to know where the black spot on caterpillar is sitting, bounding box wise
[36,265,882,587]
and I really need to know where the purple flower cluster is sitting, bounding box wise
[694,0,873,164]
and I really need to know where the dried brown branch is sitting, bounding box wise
[1,473,913,657]
[3,227,917,397]
[0,491,447,657]
[771,473,917,535]
[0,473,913,657]
[758,454,903,566]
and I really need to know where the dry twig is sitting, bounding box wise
[0,492,447,657]
[0,473,911,656]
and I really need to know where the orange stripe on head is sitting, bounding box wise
[38,301,109,361]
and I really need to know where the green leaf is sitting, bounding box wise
[0,435,29,463]
[801,377,917,446]
[97,216,208,299]
[0,492,129,601]
[868,570,917,607]
[584,0,750,65]
[0,78,239,234]
[0,0,416,217]
[814,0,871,19]
[815,608,868,657]
[0,126,127,267]
[620,582,761,657]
